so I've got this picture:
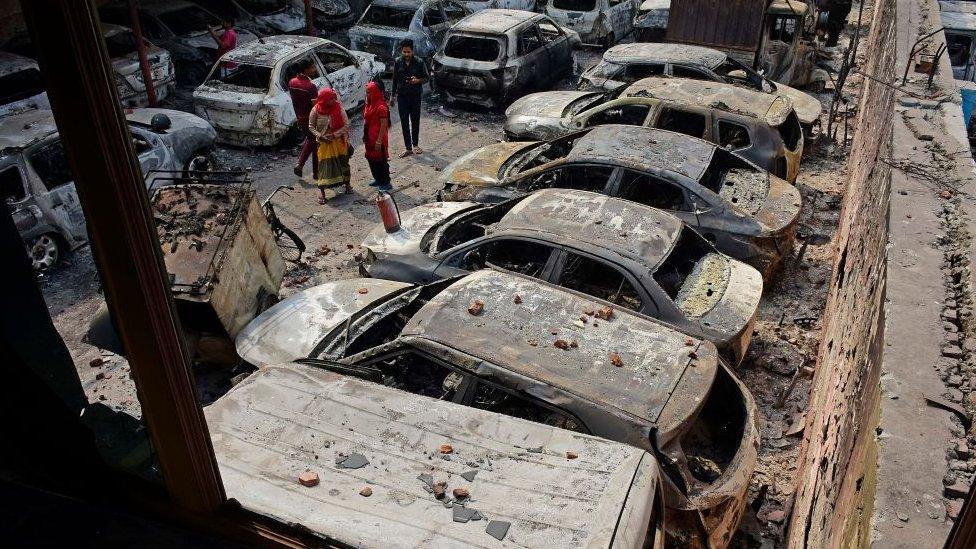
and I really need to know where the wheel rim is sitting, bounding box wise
[31,235,60,270]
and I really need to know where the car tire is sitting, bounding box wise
[182,149,217,177]
[29,233,64,271]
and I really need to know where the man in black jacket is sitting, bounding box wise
[390,38,428,156]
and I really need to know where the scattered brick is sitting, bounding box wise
[685,338,694,346]
[439,444,454,454]
[569,340,578,349]
[357,287,369,294]
[433,481,447,499]
[610,353,623,367]
[554,339,570,350]
[453,487,470,499]
[360,486,373,497]
[945,480,971,499]
[595,306,614,320]
[513,294,523,304]
[468,300,484,316]
[89,357,104,368]
[298,471,319,487]
[566,451,578,460]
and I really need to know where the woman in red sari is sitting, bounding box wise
[308,87,350,204]
[363,80,391,192]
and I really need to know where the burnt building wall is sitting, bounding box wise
[784,0,896,545]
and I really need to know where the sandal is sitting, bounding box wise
[399,149,412,158]
[317,196,326,205]
[293,166,302,177]
[413,146,423,154]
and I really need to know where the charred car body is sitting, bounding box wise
[235,269,759,546]
[545,0,638,47]
[3,24,176,109]
[99,0,260,85]
[191,0,306,35]
[291,0,358,29]
[440,125,801,273]
[577,43,822,126]
[210,362,666,548]
[432,9,581,108]
[503,86,802,182]
[360,188,763,363]
[193,35,383,147]
[348,0,471,68]
[0,52,48,116]
[1,109,216,270]
[633,0,669,41]
[940,1,976,82]
[463,0,538,12]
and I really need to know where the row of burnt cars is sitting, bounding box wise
[212,22,820,549]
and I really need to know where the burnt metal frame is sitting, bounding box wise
[16,1,337,546]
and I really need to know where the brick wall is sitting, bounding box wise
[784,0,896,545]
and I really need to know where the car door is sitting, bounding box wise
[650,106,708,140]
[574,101,654,129]
[606,0,636,39]
[433,237,561,281]
[539,18,572,79]
[314,43,366,109]
[514,23,547,94]
[421,2,453,52]
[548,248,658,317]
[25,138,87,243]
[0,163,45,239]
[609,168,701,229]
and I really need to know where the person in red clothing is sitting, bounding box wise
[363,80,391,191]
[288,58,319,178]
[209,19,237,73]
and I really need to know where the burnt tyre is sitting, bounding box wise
[176,61,208,87]
[29,233,63,271]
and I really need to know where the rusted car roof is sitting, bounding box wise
[604,43,726,68]
[455,8,540,33]
[222,35,325,66]
[0,109,58,151]
[401,269,717,425]
[207,363,661,547]
[497,189,682,269]
[623,77,794,127]
[565,124,715,180]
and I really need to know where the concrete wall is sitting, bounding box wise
[784,0,896,545]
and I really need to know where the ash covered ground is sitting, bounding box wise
[35,25,868,548]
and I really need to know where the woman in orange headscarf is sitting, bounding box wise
[308,87,351,204]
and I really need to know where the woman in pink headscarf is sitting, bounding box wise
[308,87,350,204]
[363,80,391,191]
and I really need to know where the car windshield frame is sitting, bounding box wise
[204,63,273,93]
[359,5,417,29]
[443,33,505,62]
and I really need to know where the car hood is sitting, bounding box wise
[506,90,603,119]
[754,175,802,234]
[362,201,479,256]
[774,84,822,125]
[235,278,414,367]
[440,141,539,188]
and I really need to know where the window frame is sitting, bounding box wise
[549,246,657,315]
[0,164,29,204]
[438,235,562,280]
[608,167,697,214]
[517,24,544,57]
[717,119,753,151]
[509,162,620,195]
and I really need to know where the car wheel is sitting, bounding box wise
[29,233,63,271]
[182,149,218,177]
[176,62,208,86]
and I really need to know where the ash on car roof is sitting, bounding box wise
[222,35,325,67]
[401,269,718,423]
[566,125,715,180]
[603,43,727,68]
[623,77,794,127]
[454,8,540,33]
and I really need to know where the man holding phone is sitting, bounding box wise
[390,38,428,157]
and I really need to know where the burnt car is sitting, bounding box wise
[191,0,306,35]
[0,52,48,116]
[440,125,801,274]
[193,35,383,147]
[210,362,666,548]
[545,0,638,47]
[4,24,176,109]
[432,9,581,108]
[360,189,763,364]
[633,0,669,41]
[503,88,801,182]
[1,109,216,270]
[347,0,471,68]
[290,0,358,29]
[577,43,823,126]
[99,0,260,85]
[235,269,759,547]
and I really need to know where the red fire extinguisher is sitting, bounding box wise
[376,191,401,233]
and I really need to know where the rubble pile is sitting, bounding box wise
[152,185,244,257]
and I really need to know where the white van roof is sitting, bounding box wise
[206,363,662,547]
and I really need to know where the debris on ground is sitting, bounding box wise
[439,444,454,454]
[468,300,484,316]
[335,453,369,469]
[359,486,373,497]
[298,471,319,487]
[610,353,623,367]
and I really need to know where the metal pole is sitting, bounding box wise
[128,0,157,107]
[19,0,224,513]
[304,0,316,37]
